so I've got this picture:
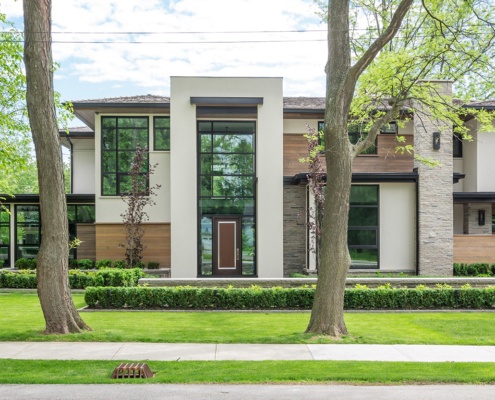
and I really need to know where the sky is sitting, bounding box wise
[2,0,327,127]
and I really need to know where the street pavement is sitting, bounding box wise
[2,341,495,362]
[1,384,494,400]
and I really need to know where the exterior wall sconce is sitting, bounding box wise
[433,131,441,150]
[478,209,485,226]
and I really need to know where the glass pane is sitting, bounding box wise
[348,229,377,246]
[154,128,170,150]
[118,151,134,172]
[349,207,378,226]
[242,218,255,275]
[102,152,116,173]
[0,226,9,245]
[102,117,116,128]
[213,134,254,154]
[212,154,254,175]
[0,210,9,224]
[17,245,38,259]
[212,176,254,197]
[200,134,212,153]
[350,186,378,205]
[350,248,378,268]
[67,206,76,223]
[0,247,8,262]
[154,117,170,128]
[200,176,212,197]
[102,129,116,150]
[119,174,147,195]
[117,117,148,128]
[200,154,212,175]
[198,121,211,132]
[18,224,40,245]
[200,199,254,216]
[200,216,212,275]
[77,206,95,223]
[212,121,255,134]
[16,206,39,223]
[118,129,148,150]
[102,174,117,196]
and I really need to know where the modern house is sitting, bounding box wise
[1,76,494,277]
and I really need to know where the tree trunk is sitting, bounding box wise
[23,0,90,334]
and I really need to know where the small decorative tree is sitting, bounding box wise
[120,144,160,267]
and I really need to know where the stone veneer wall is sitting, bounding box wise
[463,203,492,235]
[283,184,307,276]
[414,80,454,276]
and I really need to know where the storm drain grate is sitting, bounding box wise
[111,363,154,379]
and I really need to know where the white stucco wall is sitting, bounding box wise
[72,139,95,194]
[453,158,464,192]
[283,119,319,134]
[477,125,495,191]
[170,76,284,278]
[94,114,171,224]
[462,119,478,192]
[379,182,416,271]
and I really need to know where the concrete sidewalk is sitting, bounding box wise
[2,342,495,362]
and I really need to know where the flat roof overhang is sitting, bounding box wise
[285,172,419,185]
[0,194,95,204]
[454,192,495,203]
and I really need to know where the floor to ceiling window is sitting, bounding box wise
[0,208,10,267]
[198,121,256,276]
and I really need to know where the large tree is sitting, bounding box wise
[307,0,495,336]
[23,0,90,334]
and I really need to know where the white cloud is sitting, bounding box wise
[4,0,327,98]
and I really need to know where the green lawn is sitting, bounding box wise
[3,360,495,384]
[1,290,495,345]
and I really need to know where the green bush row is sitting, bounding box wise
[454,263,495,277]
[0,268,145,289]
[84,285,495,310]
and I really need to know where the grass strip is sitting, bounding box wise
[2,291,495,344]
[3,360,495,384]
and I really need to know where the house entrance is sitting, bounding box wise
[212,216,242,275]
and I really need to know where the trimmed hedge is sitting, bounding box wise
[454,263,495,277]
[84,285,495,310]
[0,268,144,289]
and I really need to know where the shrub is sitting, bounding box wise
[83,285,495,310]
[15,258,36,270]
[147,262,160,269]
[0,259,5,268]
[134,261,145,269]
[68,259,79,269]
[454,263,494,277]
[95,259,112,269]
[112,260,127,269]
[77,259,94,269]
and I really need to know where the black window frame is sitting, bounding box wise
[101,116,150,196]
[68,204,96,260]
[153,116,170,151]
[348,185,379,269]
[196,120,257,277]
[0,207,11,267]
[15,205,41,262]
[453,133,463,158]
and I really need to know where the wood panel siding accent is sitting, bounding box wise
[454,235,495,263]
[283,134,414,176]
[96,223,171,267]
[76,224,96,261]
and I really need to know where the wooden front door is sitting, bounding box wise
[212,216,242,276]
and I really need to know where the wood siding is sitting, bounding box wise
[454,235,495,263]
[76,224,96,260]
[96,223,171,267]
[283,134,414,176]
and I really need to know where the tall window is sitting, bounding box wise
[101,116,149,196]
[348,185,379,268]
[154,117,170,151]
[453,133,463,158]
[317,121,377,154]
[15,205,40,260]
[68,205,95,259]
[198,121,256,276]
[0,208,10,267]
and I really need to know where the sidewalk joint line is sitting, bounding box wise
[110,343,126,360]
[393,345,415,361]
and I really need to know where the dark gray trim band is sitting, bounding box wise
[190,97,263,106]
